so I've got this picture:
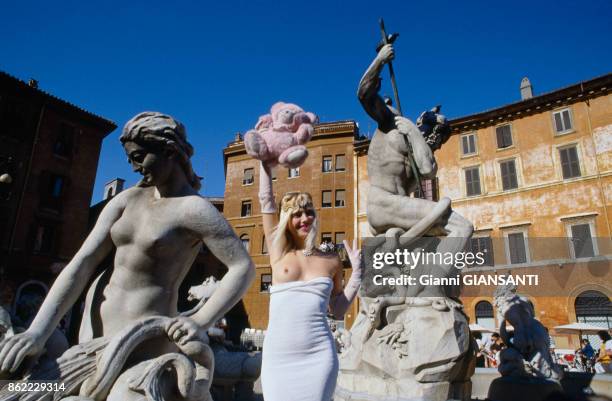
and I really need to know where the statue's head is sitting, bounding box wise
[120,112,201,190]
[416,106,451,151]
[270,192,318,259]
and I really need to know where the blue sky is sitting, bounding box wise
[2,0,611,200]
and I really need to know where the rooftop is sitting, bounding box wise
[1,71,117,134]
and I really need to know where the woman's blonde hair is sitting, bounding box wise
[270,192,318,261]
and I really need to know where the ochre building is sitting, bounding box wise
[355,73,612,349]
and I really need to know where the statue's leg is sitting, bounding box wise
[433,210,474,255]
[367,186,433,235]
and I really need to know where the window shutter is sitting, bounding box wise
[322,191,332,205]
[335,190,345,206]
[335,154,346,171]
[508,233,526,264]
[560,147,580,178]
[562,110,572,131]
[465,168,481,196]
[571,224,595,258]
[554,113,564,132]
[462,136,469,155]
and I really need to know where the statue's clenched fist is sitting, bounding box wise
[377,44,395,64]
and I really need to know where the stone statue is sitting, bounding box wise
[0,112,255,401]
[493,283,559,380]
[335,41,476,401]
[0,306,14,342]
[487,284,562,401]
[181,276,262,385]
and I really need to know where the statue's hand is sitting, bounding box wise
[167,316,208,346]
[377,44,395,64]
[394,116,417,136]
[0,330,45,373]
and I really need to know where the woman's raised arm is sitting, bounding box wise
[259,162,279,262]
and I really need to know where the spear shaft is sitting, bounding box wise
[378,18,423,197]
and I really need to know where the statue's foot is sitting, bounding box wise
[279,146,308,168]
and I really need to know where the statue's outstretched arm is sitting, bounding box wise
[0,190,125,373]
[357,44,396,132]
[187,198,255,329]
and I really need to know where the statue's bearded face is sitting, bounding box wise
[124,141,174,186]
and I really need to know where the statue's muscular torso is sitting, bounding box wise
[98,186,202,338]
[367,127,418,196]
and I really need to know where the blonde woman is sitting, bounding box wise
[258,162,363,401]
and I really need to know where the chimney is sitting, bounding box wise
[520,77,533,100]
[28,79,39,89]
[103,178,125,200]
[234,132,243,142]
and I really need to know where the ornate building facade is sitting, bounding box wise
[224,74,611,349]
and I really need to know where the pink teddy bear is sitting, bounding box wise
[244,102,318,168]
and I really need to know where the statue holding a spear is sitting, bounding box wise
[335,20,476,401]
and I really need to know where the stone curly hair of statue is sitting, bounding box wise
[120,111,202,190]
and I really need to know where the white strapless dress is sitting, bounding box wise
[261,276,338,401]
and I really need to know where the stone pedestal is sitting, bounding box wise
[336,301,475,401]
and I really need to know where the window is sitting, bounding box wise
[575,290,612,349]
[51,175,64,198]
[335,232,345,245]
[288,167,300,178]
[495,124,513,149]
[321,232,332,244]
[569,223,596,258]
[322,190,332,208]
[475,301,495,330]
[39,172,65,210]
[260,274,272,293]
[335,189,346,207]
[335,154,346,171]
[507,232,528,264]
[262,235,268,254]
[33,224,55,254]
[461,133,477,155]
[464,167,481,196]
[54,123,74,157]
[240,234,250,251]
[242,168,254,185]
[419,178,438,201]
[553,108,573,134]
[322,155,332,172]
[241,200,252,217]
[467,237,494,266]
[500,159,518,191]
[559,146,581,179]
